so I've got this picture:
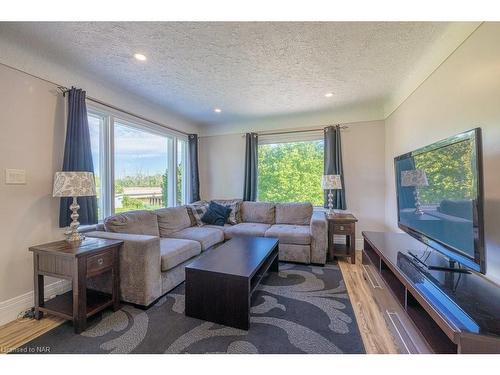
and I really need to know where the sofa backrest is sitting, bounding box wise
[241,202,275,224]
[104,210,160,236]
[275,202,313,225]
[155,206,193,237]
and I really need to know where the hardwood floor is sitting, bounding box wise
[338,250,431,354]
[338,252,399,353]
[0,251,416,354]
[0,315,64,353]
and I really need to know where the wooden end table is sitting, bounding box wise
[29,237,123,333]
[327,213,358,264]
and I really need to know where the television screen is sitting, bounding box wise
[395,128,484,272]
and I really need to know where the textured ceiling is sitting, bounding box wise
[0,22,450,125]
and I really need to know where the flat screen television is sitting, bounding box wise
[394,128,485,273]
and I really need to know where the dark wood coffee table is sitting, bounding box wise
[185,236,279,330]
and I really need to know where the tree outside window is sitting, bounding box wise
[258,140,324,206]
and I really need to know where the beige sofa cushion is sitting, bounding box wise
[169,226,224,251]
[241,202,275,224]
[203,224,232,230]
[224,222,271,239]
[104,210,159,236]
[160,238,201,271]
[155,206,192,237]
[275,202,313,225]
[265,224,311,245]
[203,224,233,240]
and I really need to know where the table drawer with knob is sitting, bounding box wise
[86,251,113,276]
[333,223,354,234]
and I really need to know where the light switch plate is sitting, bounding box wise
[5,169,27,184]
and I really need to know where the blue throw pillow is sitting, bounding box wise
[209,202,232,220]
[201,208,225,226]
[201,202,232,226]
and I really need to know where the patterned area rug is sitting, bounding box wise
[16,263,365,354]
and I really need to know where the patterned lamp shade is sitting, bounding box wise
[401,169,429,187]
[53,171,96,197]
[321,174,342,190]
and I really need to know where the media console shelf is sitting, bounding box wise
[362,231,500,354]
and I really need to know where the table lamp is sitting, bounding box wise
[321,174,342,214]
[53,171,96,242]
[401,169,429,215]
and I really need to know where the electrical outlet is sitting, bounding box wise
[5,169,26,184]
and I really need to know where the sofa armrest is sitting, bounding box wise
[86,231,162,307]
[310,211,328,264]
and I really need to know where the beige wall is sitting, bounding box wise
[0,63,198,324]
[0,66,66,305]
[342,121,386,241]
[199,133,247,200]
[384,22,500,284]
[199,120,387,244]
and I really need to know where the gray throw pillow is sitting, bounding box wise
[188,202,209,226]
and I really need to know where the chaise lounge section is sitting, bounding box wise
[86,200,327,308]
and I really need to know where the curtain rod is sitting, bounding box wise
[240,125,349,138]
[0,62,190,136]
[260,125,348,136]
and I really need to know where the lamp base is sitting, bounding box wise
[413,190,425,215]
[327,190,335,215]
[65,196,85,243]
[414,208,425,216]
[65,231,85,243]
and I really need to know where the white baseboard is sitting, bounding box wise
[0,280,71,327]
[356,238,363,251]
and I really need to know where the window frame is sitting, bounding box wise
[175,138,190,207]
[87,102,190,220]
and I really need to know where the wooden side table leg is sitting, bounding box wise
[350,227,356,264]
[73,258,87,334]
[33,254,44,320]
[112,246,121,311]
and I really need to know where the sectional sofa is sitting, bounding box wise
[87,201,327,308]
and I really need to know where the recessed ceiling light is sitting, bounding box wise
[325,92,334,98]
[134,53,147,61]
[214,108,222,113]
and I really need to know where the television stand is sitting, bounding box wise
[407,251,471,274]
[362,231,500,354]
